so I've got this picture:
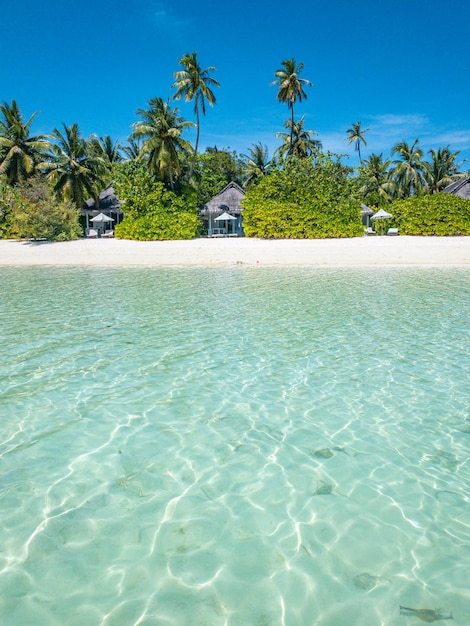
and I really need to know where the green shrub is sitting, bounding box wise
[390,193,470,235]
[242,155,363,239]
[0,176,81,241]
[113,161,200,240]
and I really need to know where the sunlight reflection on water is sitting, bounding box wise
[0,267,469,625]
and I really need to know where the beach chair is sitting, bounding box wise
[86,228,98,238]
[387,228,398,236]
[364,227,376,236]
[101,230,114,238]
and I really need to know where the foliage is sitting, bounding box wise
[172,51,220,179]
[356,153,393,207]
[345,121,369,164]
[191,147,244,205]
[0,100,51,185]
[131,97,194,190]
[113,161,200,240]
[275,115,322,159]
[242,154,363,238]
[44,122,107,209]
[0,176,81,240]
[389,192,470,235]
[241,143,272,190]
[272,59,312,155]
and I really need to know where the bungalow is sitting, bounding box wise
[198,181,245,237]
[82,184,125,234]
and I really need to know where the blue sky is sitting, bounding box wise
[3,0,469,168]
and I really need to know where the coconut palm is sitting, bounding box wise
[89,135,123,169]
[44,123,107,209]
[357,152,393,204]
[345,121,369,164]
[272,59,312,154]
[122,137,143,161]
[390,139,427,198]
[424,146,463,193]
[132,97,194,190]
[240,143,272,189]
[0,100,51,185]
[172,51,220,179]
[275,116,322,159]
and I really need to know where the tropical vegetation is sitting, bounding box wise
[0,52,468,241]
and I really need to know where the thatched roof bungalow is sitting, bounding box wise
[82,184,124,231]
[442,177,470,199]
[199,181,245,236]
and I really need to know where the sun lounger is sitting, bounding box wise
[86,228,98,238]
[101,230,114,238]
[387,228,398,236]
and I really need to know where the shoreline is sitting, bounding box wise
[0,236,469,268]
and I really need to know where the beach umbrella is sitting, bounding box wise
[371,209,393,220]
[371,209,393,234]
[215,211,237,235]
[91,213,115,223]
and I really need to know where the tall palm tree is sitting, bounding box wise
[424,146,463,193]
[132,97,194,190]
[272,59,312,153]
[172,51,220,180]
[390,139,427,198]
[275,116,322,159]
[44,123,106,209]
[0,100,51,185]
[241,143,272,189]
[345,121,369,164]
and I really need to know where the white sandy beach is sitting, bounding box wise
[0,236,469,267]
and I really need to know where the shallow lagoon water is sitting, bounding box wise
[0,267,469,626]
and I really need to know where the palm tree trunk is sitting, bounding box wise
[290,105,294,155]
[189,99,200,182]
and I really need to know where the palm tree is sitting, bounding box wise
[132,97,194,190]
[241,143,272,189]
[345,121,369,164]
[424,146,463,193]
[357,153,393,204]
[172,51,220,179]
[390,139,427,198]
[44,123,107,209]
[275,116,322,159]
[0,100,51,185]
[272,59,312,154]
[122,137,143,161]
[89,135,123,169]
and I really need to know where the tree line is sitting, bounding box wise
[1,52,468,240]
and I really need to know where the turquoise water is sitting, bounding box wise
[0,267,469,626]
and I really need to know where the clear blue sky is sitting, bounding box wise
[3,0,469,168]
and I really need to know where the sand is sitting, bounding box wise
[0,236,469,268]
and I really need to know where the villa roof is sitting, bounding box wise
[442,177,470,200]
[82,184,124,215]
[199,181,245,217]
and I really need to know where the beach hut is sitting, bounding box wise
[199,181,245,236]
[82,184,124,232]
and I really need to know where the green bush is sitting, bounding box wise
[242,155,363,239]
[390,193,470,235]
[113,161,200,240]
[0,176,81,241]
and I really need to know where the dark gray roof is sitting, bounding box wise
[199,181,245,217]
[82,184,124,214]
[442,177,470,200]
